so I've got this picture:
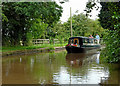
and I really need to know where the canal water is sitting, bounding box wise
[2,49,120,84]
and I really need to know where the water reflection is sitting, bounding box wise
[2,50,120,84]
[53,51,110,84]
[66,52,101,67]
[66,53,85,67]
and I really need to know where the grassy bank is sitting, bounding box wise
[2,43,67,53]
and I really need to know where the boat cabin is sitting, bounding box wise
[66,36,100,53]
[67,36,97,47]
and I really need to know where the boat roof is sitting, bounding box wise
[69,36,89,39]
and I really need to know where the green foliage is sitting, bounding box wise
[49,37,54,44]
[98,2,120,30]
[26,32,33,46]
[2,13,8,22]
[51,21,70,43]
[85,1,99,17]
[100,2,120,63]
[85,2,120,63]
[30,19,48,39]
[2,2,63,46]
[49,13,105,45]
[101,30,120,63]
[64,13,105,37]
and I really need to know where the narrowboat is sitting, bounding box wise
[65,36,100,53]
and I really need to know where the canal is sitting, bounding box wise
[2,49,120,85]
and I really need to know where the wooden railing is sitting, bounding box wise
[83,38,104,44]
[32,39,62,44]
[32,38,104,45]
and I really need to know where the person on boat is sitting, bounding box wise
[89,35,93,38]
[95,34,100,44]
[74,40,77,45]
[89,35,94,43]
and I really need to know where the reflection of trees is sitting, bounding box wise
[66,52,100,67]
[3,50,119,84]
[66,53,85,68]
[2,55,36,84]
[26,51,67,84]
[100,63,120,84]
[65,52,119,84]
[27,52,67,84]
[65,52,101,78]
[2,51,65,84]
[3,51,101,84]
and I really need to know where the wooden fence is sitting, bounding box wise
[32,39,63,44]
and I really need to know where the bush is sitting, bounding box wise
[101,30,120,63]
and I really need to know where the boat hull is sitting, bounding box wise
[65,46,85,53]
[65,45,100,53]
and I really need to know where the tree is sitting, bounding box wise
[98,2,119,30]
[51,21,69,43]
[63,13,105,38]
[30,19,48,39]
[2,2,63,46]
[99,2,120,63]
[85,1,120,63]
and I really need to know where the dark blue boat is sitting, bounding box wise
[65,36,100,53]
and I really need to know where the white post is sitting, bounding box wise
[70,7,72,37]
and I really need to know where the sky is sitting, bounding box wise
[56,0,101,22]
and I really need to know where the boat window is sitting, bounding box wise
[82,38,86,43]
[74,38,79,44]
[82,38,95,44]
[82,38,90,43]
[74,40,77,44]
[69,39,74,44]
